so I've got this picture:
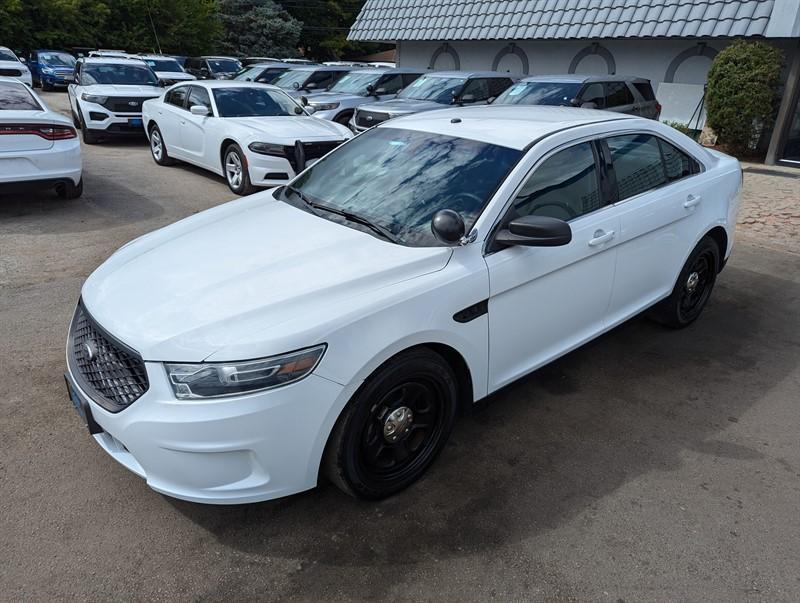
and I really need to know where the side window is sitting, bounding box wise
[375,73,402,94]
[659,138,700,181]
[489,78,513,98]
[605,82,634,107]
[633,82,655,101]
[187,85,212,112]
[165,86,188,108]
[402,73,421,87]
[511,142,602,222]
[309,71,335,89]
[461,78,491,101]
[580,83,605,108]
[606,134,667,200]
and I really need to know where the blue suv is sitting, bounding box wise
[29,49,76,90]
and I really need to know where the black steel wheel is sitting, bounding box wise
[649,236,720,328]
[323,348,458,499]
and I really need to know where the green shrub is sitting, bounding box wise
[664,120,694,136]
[706,40,783,155]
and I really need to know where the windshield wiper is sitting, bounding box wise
[283,185,399,244]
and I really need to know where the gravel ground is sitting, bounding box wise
[1,91,799,601]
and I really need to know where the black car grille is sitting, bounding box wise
[101,96,156,113]
[355,110,389,129]
[0,68,22,77]
[68,302,148,413]
[283,140,344,172]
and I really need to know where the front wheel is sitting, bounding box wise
[648,236,720,328]
[81,120,99,145]
[41,80,53,92]
[322,348,459,499]
[223,143,256,195]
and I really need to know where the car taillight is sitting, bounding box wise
[0,123,77,140]
[655,101,662,118]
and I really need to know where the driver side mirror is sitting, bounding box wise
[190,104,209,116]
[459,93,476,104]
[299,95,309,106]
[580,101,598,109]
[366,84,377,96]
[305,82,317,90]
[494,215,572,247]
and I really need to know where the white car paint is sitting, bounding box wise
[66,106,742,504]
[68,57,162,139]
[141,80,353,190]
[0,46,32,87]
[0,77,81,189]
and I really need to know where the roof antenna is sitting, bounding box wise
[146,2,162,55]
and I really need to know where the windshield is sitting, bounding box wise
[328,71,381,94]
[143,58,183,73]
[39,52,75,67]
[234,66,286,83]
[397,76,465,103]
[0,82,41,110]
[286,127,522,246]
[0,49,18,62]
[494,81,582,106]
[271,69,312,90]
[212,87,300,117]
[208,58,240,73]
[81,63,158,86]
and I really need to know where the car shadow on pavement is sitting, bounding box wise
[166,261,798,598]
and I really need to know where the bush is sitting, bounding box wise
[664,120,694,136]
[706,40,783,155]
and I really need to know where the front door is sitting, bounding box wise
[486,141,620,391]
[181,85,213,165]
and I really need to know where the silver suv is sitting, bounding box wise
[493,75,661,119]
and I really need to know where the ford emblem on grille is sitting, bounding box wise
[366,115,373,121]
[127,101,139,107]
[83,341,98,362]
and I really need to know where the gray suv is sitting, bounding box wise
[493,75,661,119]
[352,71,516,132]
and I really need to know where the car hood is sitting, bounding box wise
[81,193,451,362]
[364,98,446,115]
[0,60,27,72]
[308,91,366,104]
[155,71,194,81]
[80,84,162,96]
[226,116,352,142]
[41,64,74,72]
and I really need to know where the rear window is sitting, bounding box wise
[633,82,655,101]
[0,82,42,110]
[605,82,634,107]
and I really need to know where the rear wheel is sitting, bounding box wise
[223,143,256,195]
[648,236,720,328]
[149,124,175,166]
[323,348,459,499]
[56,178,83,199]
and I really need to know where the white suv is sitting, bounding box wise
[68,57,161,144]
[0,46,32,87]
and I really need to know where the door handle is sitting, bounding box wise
[588,229,615,247]
[180,120,186,125]
[683,194,702,209]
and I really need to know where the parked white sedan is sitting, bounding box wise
[0,77,82,198]
[65,106,741,504]
[142,80,353,194]
[0,46,32,87]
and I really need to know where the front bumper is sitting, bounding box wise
[41,72,72,87]
[0,139,81,186]
[244,148,331,188]
[66,360,345,504]
[79,101,146,135]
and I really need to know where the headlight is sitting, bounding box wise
[248,141,286,156]
[165,344,326,399]
[41,67,54,75]
[81,93,108,104]
[311,102,340,111]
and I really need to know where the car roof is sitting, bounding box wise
[199,56,240,60]
[347,67,424,75]
[244,61,295,69]
[172,80,284,92]
[80,56,147,65]
[380,105,638,150]
[519,74,650,84]
[136,54,180,60]
[284,65,355,72]
[421,70,516,79]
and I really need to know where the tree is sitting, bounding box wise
[705,40,783,155]
[217,0,301,57]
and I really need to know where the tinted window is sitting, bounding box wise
[659,138,699,181]
[212,87,299,117]
[489,78,513,98]
[461,78,490,101]
[0,82,42,110]
[165,86,188,108]
[0,49,18,62]
[207,58,240,73]
[186,58,201,69]
[401,73,422,87]
[288,127,522,246]
[512,143,602,221]
[375,73,403,94]
[607,134,667,200]
[605,82,634,107]
[494,81,581,106]
[187,86,212,112]
[633,82,655,101]
[580,83,605,108]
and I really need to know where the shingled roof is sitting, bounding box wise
[348,0,792,42]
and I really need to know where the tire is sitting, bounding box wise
[56,178,83,200]
[42,80,53,92]
[648,236,720,329]
[334,111,354,126]
[223,143,256,195]
[81,120,99,145]
[323,347,459,500]
[148,124,175,166]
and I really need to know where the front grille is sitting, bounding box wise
[355,109,389,129]
[101,96,156,113]
[0,68,22,77]
[282,140,344,172]
[68,302,148,413]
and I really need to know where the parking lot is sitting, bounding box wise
[1,90,799,600]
